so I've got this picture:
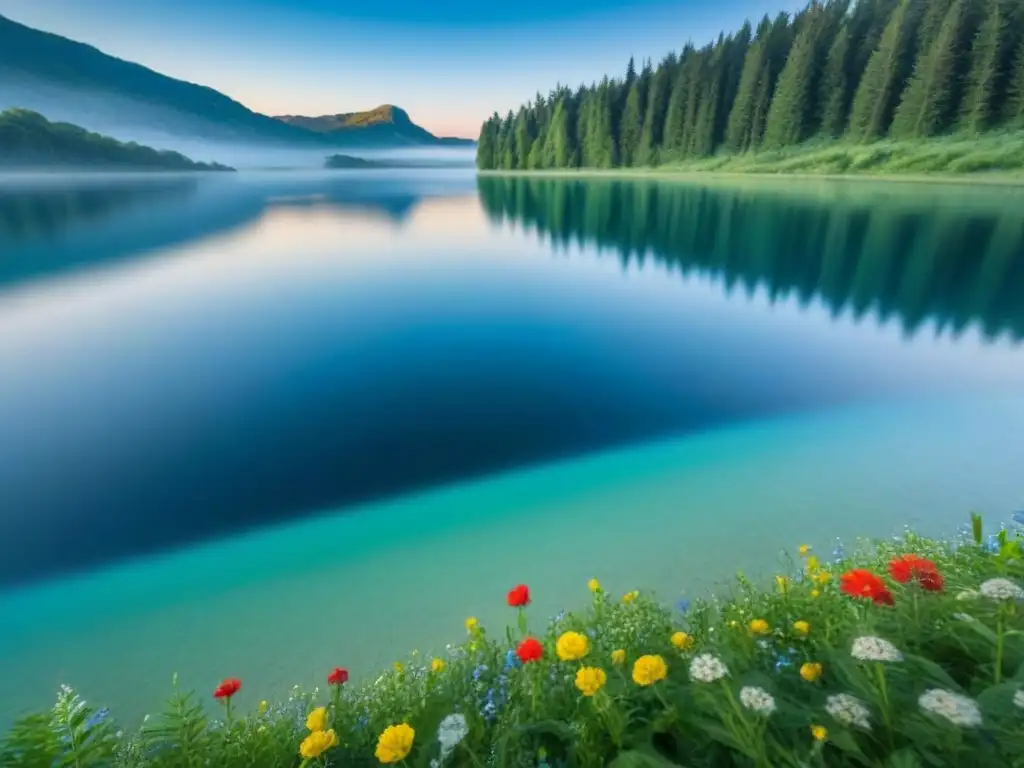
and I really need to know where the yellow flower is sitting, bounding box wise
[798,544,811,556]
[748,618,770,635]
[258,700,268,715]
[811,724,828,742]
[611,649,626,665]
[431,658,445,673]
[810,589,821,598]
[623,590,640,604]
[306,706,329,733]
[728,619,739,629]
[670,631,694,650]
[632,654,668,686]
[792,620,810,636]
[574,666,607,696]
[299,728,338,759]
[815,570,831,585]
[556,631,590,661]
[375,723,415,764]
[465,616,479,633]
[588,578,601,593]
[806,555,820,573]
[393,662,404,674]
[775,575,789,592]
[800,662,823,682]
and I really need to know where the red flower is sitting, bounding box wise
[213,678,242,700]
[839,569,894,606]
[888,554,944,592]
[507,584,531,608]
[327,667,349,686]
[516,636,544,663]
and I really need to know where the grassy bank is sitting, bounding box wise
[3,515,1023,768]
[480,133,1024,185]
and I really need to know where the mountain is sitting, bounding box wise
[0,14,474,152]
[0,109,234,170]
[277,105,475,146]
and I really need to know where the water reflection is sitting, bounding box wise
[2,174,1023,588]
[477,176,1024,341]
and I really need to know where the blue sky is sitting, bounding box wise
[0,0,804,138]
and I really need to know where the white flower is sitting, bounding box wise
[1013,689,1024,710]
[979,578,1024,601]
[689,653,729,683]
[436,713,469,764]
[918,689,982,727]
[437,714,469,749]
[956,589,979,601]
[825,693,872,730]
[739,686,776,715]
[851,636,903,662]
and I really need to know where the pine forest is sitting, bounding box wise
[474,0,1024,170]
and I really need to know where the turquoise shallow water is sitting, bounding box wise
[1,394,1022,726]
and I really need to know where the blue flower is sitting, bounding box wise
[1012,511,1024,526]
[472,664,488,681]
[675,598,691,614]
[986,535,1001,553]
[504,649,520,670]
[84,708,109,730]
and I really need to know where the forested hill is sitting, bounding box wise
[475,0,1024,170]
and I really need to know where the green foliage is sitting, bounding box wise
[0,109,234,170]
[818,24,854,137]
[1008,41,1024,126]
[890,0,972,139]
[476,0,1024,171]
[4,516,1024,767]
[960,0,1008,133]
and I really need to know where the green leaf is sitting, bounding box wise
[606,747,687,768]
[904,654,962,690]
[885,747,925,768]
[971,512,984,545]
[976,681,1024,719]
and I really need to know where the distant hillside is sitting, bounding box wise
[0,109,234,170]
[0,14,329,148]
[277,105,475,146]
[0,14,473,149]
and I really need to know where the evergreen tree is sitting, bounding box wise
[725,17,772,153]
[637,57,673,165]
[763,5,826,148]
[691,39,727,155]
[662,46,697,156]
[890,0,969,139]
[498,111,515,169]
[474,0,1021,170]
[618,79,644,165]
[818,24,853,136]
[960,0,1008,132]
[475,114,500,169]
[848,0,920,142]
[1008,40,1024,125]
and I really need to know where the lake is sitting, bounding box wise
[1,169,1023,728]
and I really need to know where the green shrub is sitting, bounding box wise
[2,514,1023,767]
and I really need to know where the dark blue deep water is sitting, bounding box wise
[1,170,1023,590]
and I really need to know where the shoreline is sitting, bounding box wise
[477,167,1024,187]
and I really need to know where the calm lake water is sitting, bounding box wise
[1,169,1023,727]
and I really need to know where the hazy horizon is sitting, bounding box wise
[0,0,805,139]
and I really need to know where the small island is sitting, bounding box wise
[324,153,386,169]
[0,109,234,171]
